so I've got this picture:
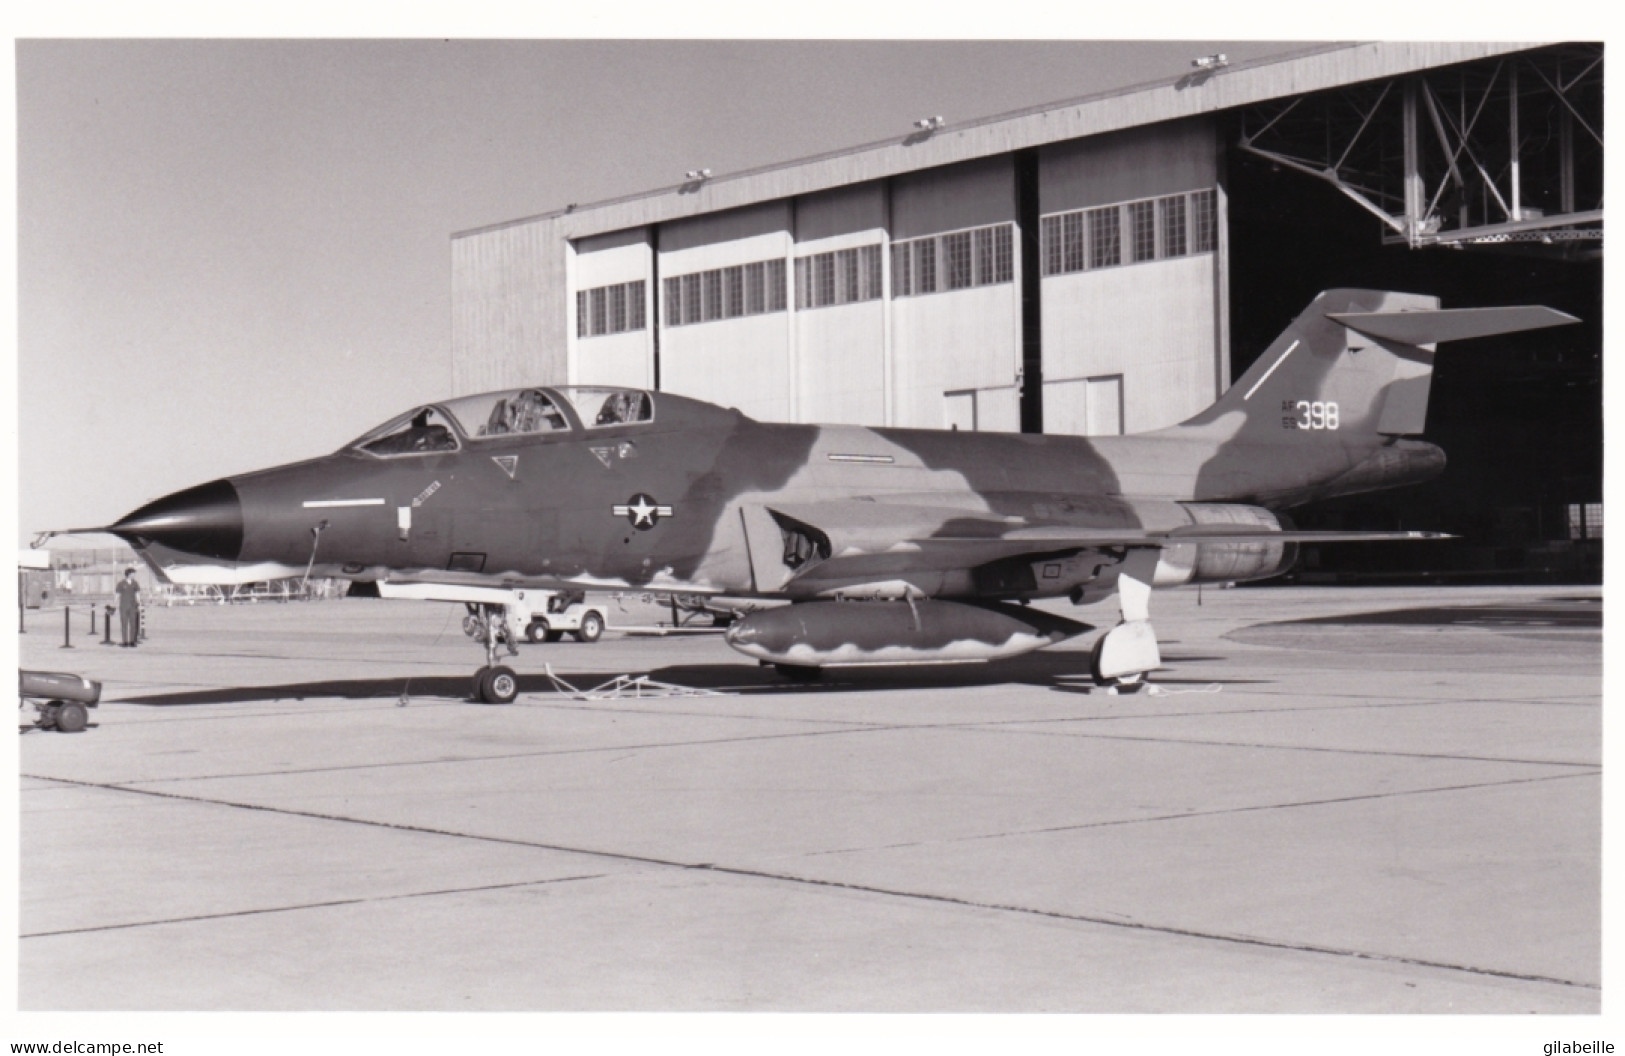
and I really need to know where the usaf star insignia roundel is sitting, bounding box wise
[612,493,673,531]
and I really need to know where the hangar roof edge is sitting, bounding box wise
[451,41,1548,243]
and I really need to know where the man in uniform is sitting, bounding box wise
[115,568,141,647]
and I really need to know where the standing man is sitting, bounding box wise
[115,568,141,647]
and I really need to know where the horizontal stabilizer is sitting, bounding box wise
[1327,306,1578,347]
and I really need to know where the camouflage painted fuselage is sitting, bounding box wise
[113,288,1582,609]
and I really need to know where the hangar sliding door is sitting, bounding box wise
[1043,374,1122,436]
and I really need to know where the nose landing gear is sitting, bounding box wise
[467,602,521,704]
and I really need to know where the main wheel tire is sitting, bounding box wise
[482,665,519,704]
[55,702,89,734]
[575,612,604,643]
[774,663,822,683]
[1089,634,1108,686]
[526,620,549,644]
[472,665,491,700]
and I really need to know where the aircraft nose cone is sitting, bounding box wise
[112,479,244,561]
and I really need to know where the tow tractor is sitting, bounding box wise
[505,589,607,645]
[20,670,101,733]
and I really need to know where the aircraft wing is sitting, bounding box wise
[746,501,1446,590]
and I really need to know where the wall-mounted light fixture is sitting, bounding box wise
[684,168,713,181]
[1191,54,1229,70]
[913,116,945,132]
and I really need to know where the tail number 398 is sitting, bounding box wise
[1284,400,1339,430]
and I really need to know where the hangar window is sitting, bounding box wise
[892,242,912,295]
[702,271,722,322]
[794,244,883,309]
[1041,188,1216,277]
[863,245,883,298]
[892,223,1012,297]
[1161,195,1187,257]
[944,232,973,289]
[914,239,937,294]
[576,280,647,339]
[765,259,787,311]
[1130,200,1157,262]
[663,277,681,326]
[1568,502,1603,540]
[1063,213,1085,272]
[681,273,703,325]
[1192,189,1217,253]
[590,287,608,334]
[976,226,1012,284]
[816,254,836,305]
[1088,207,1120,268]
[1040,216,1061,276]
[628,284,645,330]
[661,257,786,327]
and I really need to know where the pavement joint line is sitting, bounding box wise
[949,724,1601,770]
[681,862,1599,993]
[80,723,928,787]
[801,769,1598,854]
[22,771,1596,993]
[21,872,610,940]
[43,702,1597,788]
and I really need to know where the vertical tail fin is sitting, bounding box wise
[1179,288,1578,443]
[1138,289,1578,505]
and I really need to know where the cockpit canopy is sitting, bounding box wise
[348,386,656,457]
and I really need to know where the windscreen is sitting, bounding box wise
[352,407,460,457]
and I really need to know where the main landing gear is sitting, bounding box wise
[467,602,521,704]
[1089,548,1162,693]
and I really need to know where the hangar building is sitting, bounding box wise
[450,41,1602,579]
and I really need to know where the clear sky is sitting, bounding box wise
[16,37,1327,548]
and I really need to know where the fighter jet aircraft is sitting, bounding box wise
[63,289,1576,702]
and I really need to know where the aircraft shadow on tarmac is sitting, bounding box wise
[1261,596,1601,631]
[113,650,1262,707]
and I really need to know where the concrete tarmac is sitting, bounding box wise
[17,585,1600,1011]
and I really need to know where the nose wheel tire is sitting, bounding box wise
[476,665,520,704]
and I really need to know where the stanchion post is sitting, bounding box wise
[88,604,97,635]
[60,606,73,649]
[103,606,115,646]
